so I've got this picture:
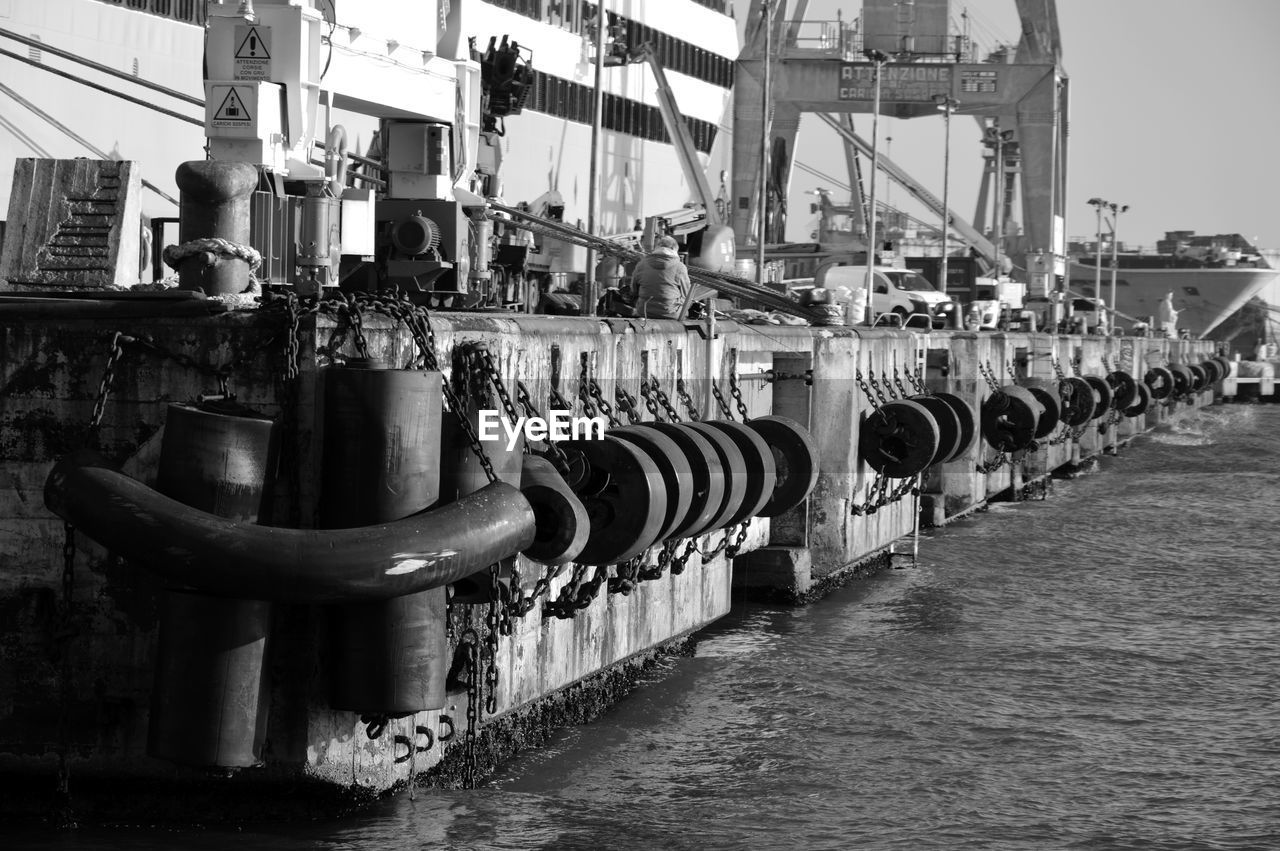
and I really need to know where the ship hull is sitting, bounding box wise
[1067,262,1278,339]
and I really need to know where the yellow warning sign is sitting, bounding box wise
[234,24,272,81]
[212,87,253,126]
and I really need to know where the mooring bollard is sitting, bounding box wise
[169,160,260,295]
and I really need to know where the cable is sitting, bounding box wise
[0,46,203,126]
[0,81,180,205]
[0,27,203,107]
[0,112,53,157]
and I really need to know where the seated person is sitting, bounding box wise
[632,235,691,319]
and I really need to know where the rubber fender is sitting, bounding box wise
[519,454,590,565]
[1187,363,1208,392]
[1083,375,1114,419]
[1167,363,1193,396]
[319,365,442,528]
[1020,380,1062,439]
[861,399,940,477]
[44,450,536,603]
[742,415,820,516]
[981,385,1042,452]
[1106,370,1139,411]
[910,395,963,465]
[148,401,274,769]
[931,392,978,461]
[1123,380,1152,417]
[1198,360,1221,385]
[1213,356,1234,381]
[149,591,271,768]
[609,425,695,542]
[1057,377,1096,427]
[438,407,524,503]
[699,420,777,526]
[1144,366,1175,400]
[635,422,726,538]
[680,422,750,535]
[561,434,667,565]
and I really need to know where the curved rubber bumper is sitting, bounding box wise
[44,450,536,603]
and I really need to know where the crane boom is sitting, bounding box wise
[816,113,997,269]
[636,45,722,227]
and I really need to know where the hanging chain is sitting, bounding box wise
[676,376,702,421]
[505,563,561,618]
[608,556,642,595]
[615,385,644,425]
[1006,361,1019,382]
[578,355,600,420]
[1051,355,1066,380]
[855,368,882,409]
[724,522,752,558]
[978,361,1002,393]
[908,365,928,396]
[472,345,522,435]
[668,539,701,575]
[866,367,893,404]
[639,377,667,422]
[460,628,481,789]
[483,567,501,716]
[976,451,1010,473]
[543,564,610,619]
[711,382,735,420]
[890,363,911,399]
[851,474,918,515]
[516,380,571,471]
[729,371,750,420]
[649,377,684,422]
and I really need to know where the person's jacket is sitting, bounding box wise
[632,247,691,319]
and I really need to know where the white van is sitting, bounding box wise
[819,265,958,329]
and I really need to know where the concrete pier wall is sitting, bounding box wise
[0,307,1216,815]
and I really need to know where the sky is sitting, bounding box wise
[783,0,1280,251]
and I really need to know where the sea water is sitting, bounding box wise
[17,406,1280,850]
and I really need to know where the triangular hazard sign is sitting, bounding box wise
[235,26,270,59]
[214,88,252,122]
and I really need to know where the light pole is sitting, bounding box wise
[756,0,772,285]
[863,48,891,324]
[1108,202,1129,332]
[1087,197,1107,322]
[991,128,1014,280]
[933,95,959,307]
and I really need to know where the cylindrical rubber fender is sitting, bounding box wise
[1106,370,1139,411]
[1083,375,1114,419]
[1020,380,1062,439]
[861,399,940,477]
[438,407,524,503]
[636,422,726,538]
[932,392,978,461]
[149,591,271,768]
[562,434,667,565]
[1198,360,1220,385]
[1057,377,1096,428]
[1214,356,1234,381]
[44,450,536,603]
[1144,365,1174,400]
[742,415,820,516]
[320,364,449,716]
[1123,380,1152,417]
[681,422,750,535]
[910,395,963,465]
[610,425,695,542]
[1167,363,1193,396]
[148,400,274,769]
[519,454,590,565]
[981,386,1042,452]
[699,420,777,526]
[319,364,442,527]
[1187,363,1208,392]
